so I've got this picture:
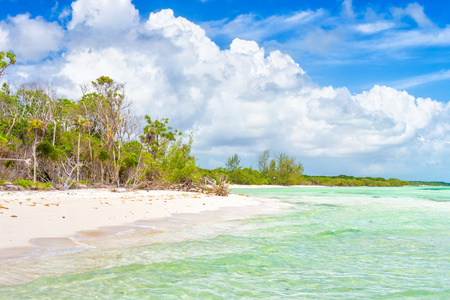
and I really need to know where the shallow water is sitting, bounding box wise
[1,186,449,299]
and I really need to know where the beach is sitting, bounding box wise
[0,186,448,296]
[0,188,280,263]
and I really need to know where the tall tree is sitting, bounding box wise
[73,115,91,183]
[27,118,47,182]
[226,154,241,172]
[257,149,270,174]
[81,76,134,186]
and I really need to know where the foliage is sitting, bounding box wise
[36,141,58,161]
[205,150,407,187]
[11,179,50,190]
[142,116,181,159]
[98,150,111,161]
[268,153,304,185]
[226,153,241,172]
[407,181,450,186]
[257,149,270,174]
[0,51,16,77]
[161,134,197,183]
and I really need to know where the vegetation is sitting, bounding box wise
[407,181,450,187]
[0,51,412,189]
[0,55,201,189]
[199,153,409,187]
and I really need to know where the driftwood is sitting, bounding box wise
[0,158,32,165]
[133,175,230,196]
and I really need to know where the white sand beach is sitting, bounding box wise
[0,188,278,262]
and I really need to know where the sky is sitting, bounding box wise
[0,0,449,181]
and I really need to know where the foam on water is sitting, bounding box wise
[0,186,449,298]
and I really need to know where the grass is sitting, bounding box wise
[12,179,52,190]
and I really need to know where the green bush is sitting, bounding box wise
[13,179,34,188]
[36,141,58,161]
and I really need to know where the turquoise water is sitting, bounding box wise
[1,186,449,299]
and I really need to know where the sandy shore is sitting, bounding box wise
[0,188,278,261]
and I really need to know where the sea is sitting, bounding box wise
[0,186,449,299]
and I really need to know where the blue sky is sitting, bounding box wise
[2,0,449,102]
[1,0,449,181]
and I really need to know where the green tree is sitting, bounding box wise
[82,76,134,186]
[0,51,16,78]
[267,153,304,185]
[162,134,197,183]
[142,116,181,160]
[226,153,241,172]
[257,149,270,174]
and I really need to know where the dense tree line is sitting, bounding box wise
[1,53,197,188]
[0,75,196,189]
[202,153,409,186]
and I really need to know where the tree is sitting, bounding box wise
[142,116,181,160]
[81,76,134,186]
[162,133,197,183]
[73,115,91,183]
[0,51,16,78]
[0,83,24,136]
[226,153,241,172]
[257,149,270,174]
[98,149,110,184]
[269,153,304,184]
[27,118,48,182]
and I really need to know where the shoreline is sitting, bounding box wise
[230,184,331,189]
[0,188,286,263]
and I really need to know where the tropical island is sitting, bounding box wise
[0,51,443,190]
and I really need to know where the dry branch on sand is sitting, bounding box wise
[133,176,230,196]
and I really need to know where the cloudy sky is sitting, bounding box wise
[1,0,449,181]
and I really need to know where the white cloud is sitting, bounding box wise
[356,21,396,34]
[391,3,434,28]
[201,1,450,61]
[0,26,8,48]
[341,0,355,18]
[392,69,450,89]
[68,0,139,30]
[0,14,64,61]
[201,9,323,43]
[2,0,450,180]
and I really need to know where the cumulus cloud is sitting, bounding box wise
[0,14,64,61]
[68,0,139,30]
[2,0,450,180]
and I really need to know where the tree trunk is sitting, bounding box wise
[100,161,104,184]
[32,137,37,182]
[52,120,56,146]
[77,130,81,183]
